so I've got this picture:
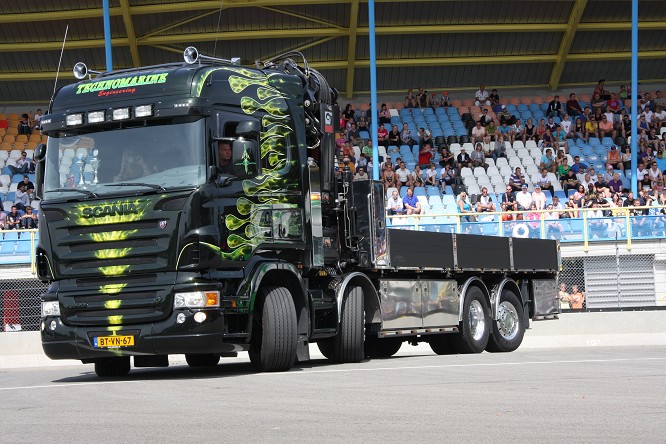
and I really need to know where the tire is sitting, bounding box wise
[428,335,456,355]
[94,357,131,377]
[319,286,365,363]
[317,340,334,360]
[249,286,298,372]
[365,337,402,359]
[185,354,220,367]
[451,286,490,354]
[486,290,526,353]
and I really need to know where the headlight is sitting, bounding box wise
[41,301,61,317]
[174,291,219,309]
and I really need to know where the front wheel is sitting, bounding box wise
[249,286,298,372]
[94,357,131,377]
[451,286,490,354]
[486,291,525,353]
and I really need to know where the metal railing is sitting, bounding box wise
[387,205,666,252]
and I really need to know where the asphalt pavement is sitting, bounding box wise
[1,345,665,443]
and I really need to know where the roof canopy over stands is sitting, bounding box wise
[0,1,665,102]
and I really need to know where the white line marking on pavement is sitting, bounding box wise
[0,380,145,392]
[1,356,665,391]
[261,356,666,376]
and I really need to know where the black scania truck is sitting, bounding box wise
[37,47,559,377]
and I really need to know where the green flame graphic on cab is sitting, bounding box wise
[197,68,299,261]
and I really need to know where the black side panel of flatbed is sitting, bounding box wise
[512,237,559,271]
[456,234,511,270]
[388,229,454,269]
[387,229,558,272]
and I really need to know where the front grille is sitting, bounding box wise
[76,274,157,287]
[68,220,157,235]
[65,255,158,269]
[53,217,175,277]
[60,285,172,326]
[69,238,157,252]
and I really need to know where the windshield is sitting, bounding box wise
[43,118,206,198]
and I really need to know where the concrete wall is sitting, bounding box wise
[2,310,665,369]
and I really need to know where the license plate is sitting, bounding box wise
[94,335,135,348]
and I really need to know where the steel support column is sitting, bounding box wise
[549,0,588,90]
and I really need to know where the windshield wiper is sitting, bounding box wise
[47,188,99,198]
[108,182,167,192]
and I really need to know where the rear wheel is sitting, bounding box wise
[185,354,220,367]
[486,290,525,353]
[319,286,365,363]
[249,286,298,372]
[366,337,402,358]
[428,335,456,355]
[94,357,131,377]
[451,286,490,354]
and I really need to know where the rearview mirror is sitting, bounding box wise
[35,144,46,199]
[236,120,260,138]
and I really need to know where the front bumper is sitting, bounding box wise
[41,309,247,360]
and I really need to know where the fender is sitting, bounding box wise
[458,277,490,322]
[237,260,306,313]
[490,278,522,320]
[334,272,381,325]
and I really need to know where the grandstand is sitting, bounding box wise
[1,0,666,314]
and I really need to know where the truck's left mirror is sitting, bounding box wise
[35,143,46,199]
[232,139,258,178]
[35,143,46,161]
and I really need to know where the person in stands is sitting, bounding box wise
[20,206,38,229]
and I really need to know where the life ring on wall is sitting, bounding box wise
[512,223,530,238]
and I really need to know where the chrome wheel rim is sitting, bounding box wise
[497,301,520,340]
[469,300,486,341]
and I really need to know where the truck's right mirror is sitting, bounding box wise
[232,138,258,178]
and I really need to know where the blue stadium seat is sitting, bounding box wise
[601,137,614,146]
[413,187,426,196]
[15,240,31,254]
[589,138,601,146]
[0,241,16,256]
[426,185,440,196]
[359,131,370,140]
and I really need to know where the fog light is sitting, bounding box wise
[176,313,186,324]
[193,312,206,323]
[49,320,57,331]
[41,321,45,331]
